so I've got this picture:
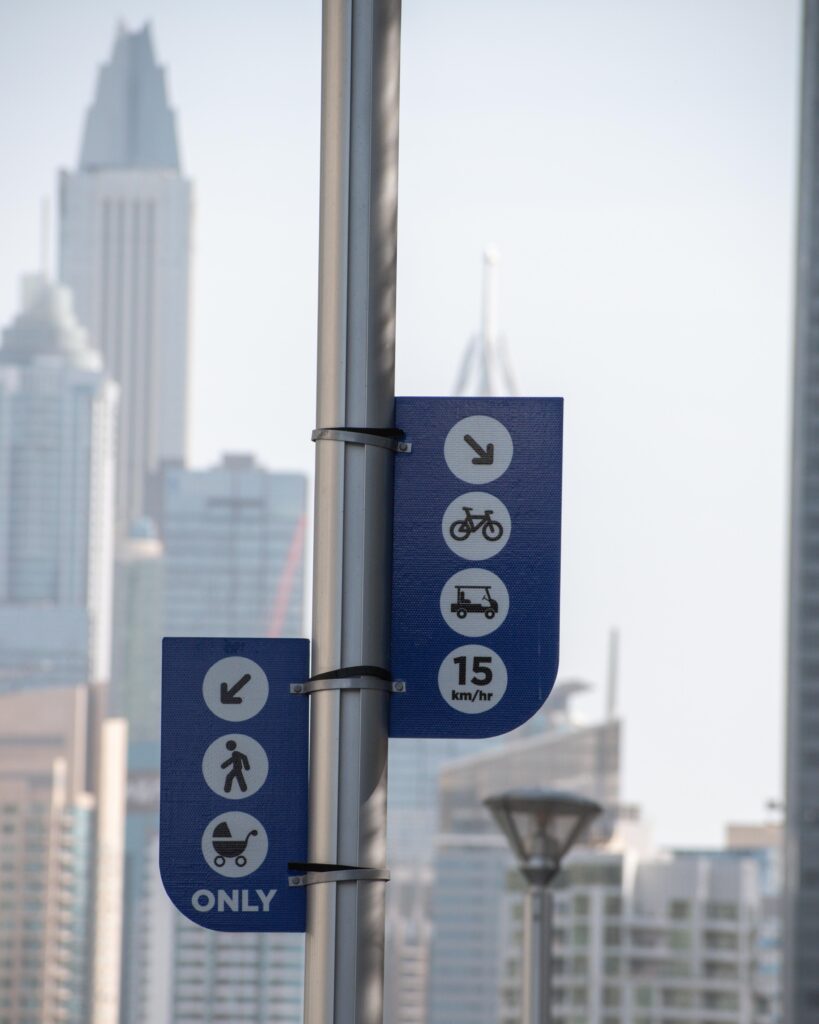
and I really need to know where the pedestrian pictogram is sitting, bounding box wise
[222,741,250,791]
[161,638,308,931]
[202,734,269,800]
[390,397,562,739]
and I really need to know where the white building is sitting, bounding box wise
[0,274,117,691]
[110,517,164,744]
[416,676,782,1024]
[59,23,192,529]
[424,691,621,1024]
[0,685,127,1024]
[499,841,772,1024]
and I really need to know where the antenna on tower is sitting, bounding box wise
[454,247,517,397]
[606,629,620,720]
[39,197,51,277]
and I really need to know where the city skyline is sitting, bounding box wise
[0,7,801,1022]
[0,0,797,849]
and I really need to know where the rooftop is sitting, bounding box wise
[78,23,181,171]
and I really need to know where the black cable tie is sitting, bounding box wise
[308,664,392,683]
[288,861,356,873]
[311,427,411,453]
[331,426,404,439]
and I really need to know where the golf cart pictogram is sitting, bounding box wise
[450,584,499,620]
[211,820,258,868]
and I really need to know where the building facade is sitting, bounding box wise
[120,454,307,1024]
[498,844,774,1024]
[110,518,164,745]
[157,455,306,640]
[59,23,192,529]
[425,705,622,1024]
[0,275,117,692]
[0,685,127,1024]
[786,3,819,1019]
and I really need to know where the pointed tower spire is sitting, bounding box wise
[78,23,180,171]
[454,247,517,397]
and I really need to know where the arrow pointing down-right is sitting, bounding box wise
[464,434,495,466]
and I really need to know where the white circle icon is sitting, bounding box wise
[438,644,508,714]
[444,415,513,485]
[202,811,268,878]
[440,569,509,637]
[442,492,511,560]
[202,656,269,722]
[202,734,269,800]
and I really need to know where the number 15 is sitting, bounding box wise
[453,655,493,686]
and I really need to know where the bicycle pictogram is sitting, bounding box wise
[449,506,504,543]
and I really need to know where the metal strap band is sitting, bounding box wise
[288,867,391,887]
[312,427,411,453]
[291,676,405,695]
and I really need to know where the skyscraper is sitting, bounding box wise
[0,685,127,1024]
[121,454,307,1024]
[110,518,164,745]
[425,706,621,1024]
[59,23,192,530]
[158,454,306,639]
[0,274,117,691]
[786,3,819,1019]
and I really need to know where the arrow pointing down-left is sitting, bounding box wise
[220,674,252,704]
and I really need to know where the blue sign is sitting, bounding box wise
[389,398,563,739]
[160,637,308,932]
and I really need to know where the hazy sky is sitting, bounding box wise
[0,0,801,846]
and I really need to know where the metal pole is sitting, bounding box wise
[522,885,553,1024]
[305,1,401,1022]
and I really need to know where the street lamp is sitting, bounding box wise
[483,789,602,1024]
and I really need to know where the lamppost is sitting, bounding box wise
[484,789,603,1024]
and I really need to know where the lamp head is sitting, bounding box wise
[484,788,603,885]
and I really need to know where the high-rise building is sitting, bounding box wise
[786,3,819,1019]
[498,843,768,1024]
[59,23,192,529]
[425,701,621,1024]
[121,454,308,1024]
[158,454,306,639]
[725,824,783,1024]
[384,865,434,1024]
[0,274,117,692]
[110,517,164,745]
[0,685,127,1024]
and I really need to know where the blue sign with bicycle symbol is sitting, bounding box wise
[389,398,563,739]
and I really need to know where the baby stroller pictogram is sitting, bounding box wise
[211,820,258,868]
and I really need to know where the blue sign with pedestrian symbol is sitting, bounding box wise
[389,398,563,739]
[160,637,309,932]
